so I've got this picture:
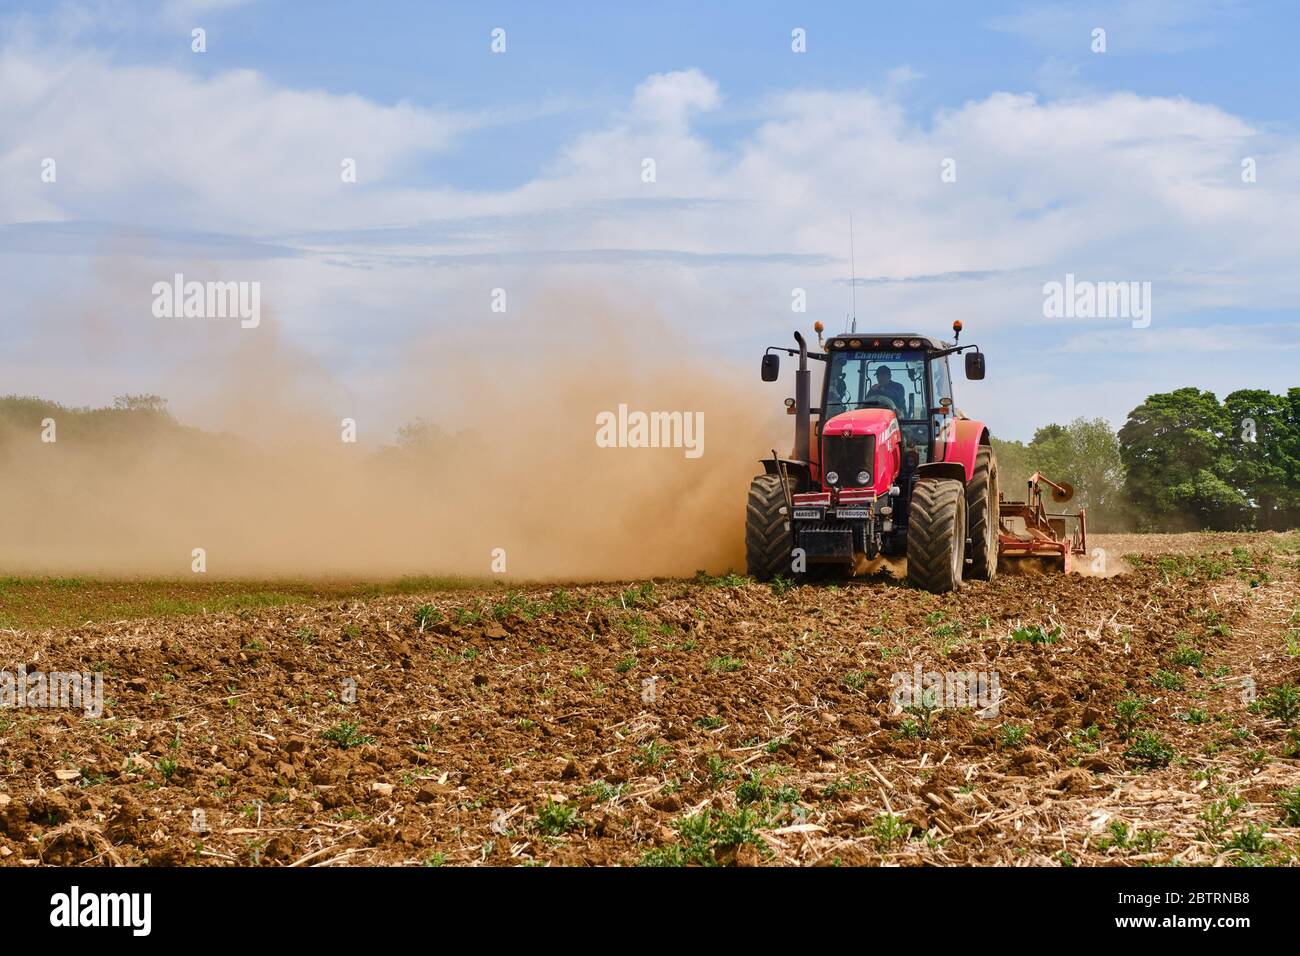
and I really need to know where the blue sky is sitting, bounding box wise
[9,1,1296,187]
[1,0,1298,440]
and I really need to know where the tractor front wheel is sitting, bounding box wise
[906,477,967,593]
[745,474,791,581]
[966,446,999,581]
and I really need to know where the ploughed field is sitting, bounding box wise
[2,532,1299,866]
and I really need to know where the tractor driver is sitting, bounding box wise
[867,366,907,413]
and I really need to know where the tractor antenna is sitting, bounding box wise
[848,212,858,334]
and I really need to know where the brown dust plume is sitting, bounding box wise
[0,289,788,580]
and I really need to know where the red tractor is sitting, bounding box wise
[746,321,1084,592]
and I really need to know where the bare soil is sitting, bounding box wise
[2,531,1298,866]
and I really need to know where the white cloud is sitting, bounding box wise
[2,40,1298,439]
[0,49,474,231]
[1058,323,1300,354]
[630,69,721,127]
[990,0,1245,55]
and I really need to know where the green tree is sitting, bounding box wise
[113,394,170,414]
[993,418,1126,530]
[1055,418,1126,527]
[1223,388,1300,529]
[395,417,448,451]
[1118,388,1248,530]
[1031,424,1068,445]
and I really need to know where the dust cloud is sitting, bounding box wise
[0,288,790,581]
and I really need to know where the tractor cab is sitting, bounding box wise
[819,334,954,481]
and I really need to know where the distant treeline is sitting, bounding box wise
[0,393,175,439]
[5,388,1297,534]
[0,394,464,461]
[992,387,1300,533]
[0,392,253,458]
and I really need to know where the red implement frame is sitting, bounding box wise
[997,472,1087,572]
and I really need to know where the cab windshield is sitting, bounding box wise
[823,350,927,421]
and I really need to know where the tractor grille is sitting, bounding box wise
[795,518,869,562]
[822,434,874,488]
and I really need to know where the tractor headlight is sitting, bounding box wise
[825,470,839,486]
[856,470,871,485]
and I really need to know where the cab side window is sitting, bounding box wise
[929,359,954,455]
[929,358,952,409]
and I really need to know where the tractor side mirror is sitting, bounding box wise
[761,354,780,382]
[964,351,985,380]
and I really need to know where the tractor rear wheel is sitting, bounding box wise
[906,477,967,593]
[966,446,999,581]
[745,474,791,581]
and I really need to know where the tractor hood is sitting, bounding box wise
[818,408,902,496]
[822,407,899,440]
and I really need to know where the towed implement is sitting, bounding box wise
[746,321,1081,593]
[997,471,1087,573]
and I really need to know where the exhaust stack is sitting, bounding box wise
[793,331,811,464]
